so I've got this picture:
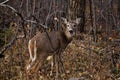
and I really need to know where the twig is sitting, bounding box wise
[0,24,22,57]
[0,2,26,57]
[91,0,97,43]
[0,0,9,4]
[25,19,47,28]
[0,4,17,12]
[45,10,64,27]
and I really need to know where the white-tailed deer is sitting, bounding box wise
[26,17,80,79]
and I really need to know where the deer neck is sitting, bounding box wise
[60,31,72,43]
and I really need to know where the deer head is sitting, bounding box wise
[59,17,81,39]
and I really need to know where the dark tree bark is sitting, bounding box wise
[89,0,93,27]
[118,0,120,19]
[79,0,86,32]
[91,0,97,42]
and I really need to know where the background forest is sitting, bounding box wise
[0,0,120,80]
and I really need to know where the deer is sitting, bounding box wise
[26,17,80,79]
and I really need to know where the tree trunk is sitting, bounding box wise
[118,0,120,19]
[91,0,97,42]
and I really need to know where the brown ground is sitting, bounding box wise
[0,33,120,80]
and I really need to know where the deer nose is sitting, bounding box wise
[69,30,73,34]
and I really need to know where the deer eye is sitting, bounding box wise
[73,25,76,27]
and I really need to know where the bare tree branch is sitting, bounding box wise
[0,2,26,37]
[25,19,47,29]
[0,24,22,58]
[0,3,17,12]
[0,2,26,57]
[0,0,9,4]
[45,10,64,27]
[91,0,97,43]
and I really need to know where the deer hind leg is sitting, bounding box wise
[58,53,65,74]
[46,55,54,76]
[27,40,37,70]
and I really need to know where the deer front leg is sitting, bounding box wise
[50,57,54,76]
[55,53,59,80]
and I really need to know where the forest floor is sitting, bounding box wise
[0,33,120,80]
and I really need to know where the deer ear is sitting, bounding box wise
[74,18,81,24]
[61,17,68,24]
